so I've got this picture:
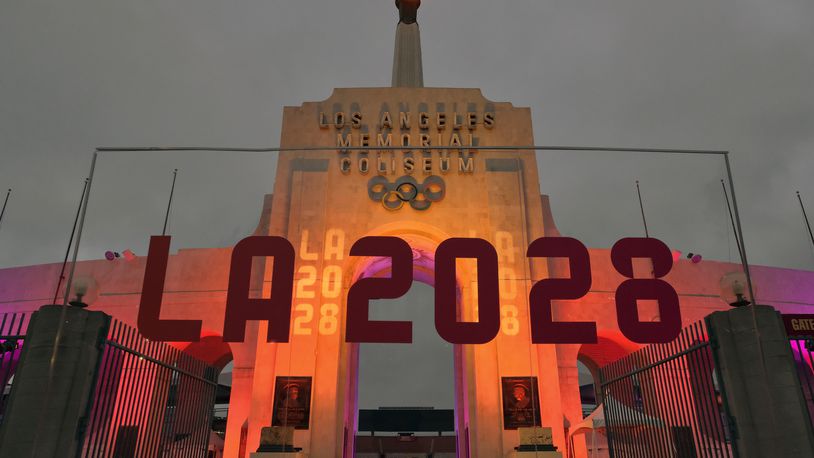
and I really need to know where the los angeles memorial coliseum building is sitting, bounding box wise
[1,2,813,457]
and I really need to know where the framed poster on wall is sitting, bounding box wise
[501,376,542,429]
[272,376,313,430]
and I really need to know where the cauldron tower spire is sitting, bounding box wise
[392,0,424,87]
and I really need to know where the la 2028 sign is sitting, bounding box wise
[138,235,681,345]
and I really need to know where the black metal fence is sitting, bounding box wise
[77,319,218,458]
[0,312,27,428]
[599,320,736,458]
[789,338,814,429]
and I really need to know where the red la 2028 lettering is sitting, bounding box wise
[137,236,681,345]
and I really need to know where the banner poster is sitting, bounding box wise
[501,376,542,430]
[272,376,313,430]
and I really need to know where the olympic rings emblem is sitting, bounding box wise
[367,175,446,211]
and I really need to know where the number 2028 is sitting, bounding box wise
[138,236,681,345]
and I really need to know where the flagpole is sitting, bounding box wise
[163,169,178,236]
[635,180,649,238]
[797,191,814,261]
[0,188,11,232]
[63,152,97,305]
[53,179,89,304]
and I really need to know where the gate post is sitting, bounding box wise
[0,305,109,458]
[707,304,814,457]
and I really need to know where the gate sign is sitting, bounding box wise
[783,314,814,337]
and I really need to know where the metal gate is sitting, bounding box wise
[77,319,218,458]
[789,338,814,428]
[0,313,28,427]
[598,320,736,458]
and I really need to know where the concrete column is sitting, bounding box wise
[707,305,814,457]
[247,330,278,455]
[556,355,588,458]
[224,366,255,458]
[0,305,109,458]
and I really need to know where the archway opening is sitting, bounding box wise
[572,334,639,457]
[355,281,456,456]
[182,336,233,458]
[213,361,233,453]
[577,358,598,419]
[577,335,636,418]
[340,225,470,457]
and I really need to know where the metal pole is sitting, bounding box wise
[723,153,756,305]
[63,152,98,305]
[162,168,178,236]
[94,145,729,155]
[53,178,89,304]
[0,188,11,231]
[90,145,754,297]
[721,180,744,267]
[797,191,814,257]
[636,180,649,238]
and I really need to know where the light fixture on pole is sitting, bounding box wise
[68,276,91,308]
[720,272,752,308]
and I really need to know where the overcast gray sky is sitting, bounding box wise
[2,0,813,408]
[1,0,813,271]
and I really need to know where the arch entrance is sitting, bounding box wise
[354,282,456,455]
[345,227,468,456]
[242,88,566,457]
[182,337,234,458]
